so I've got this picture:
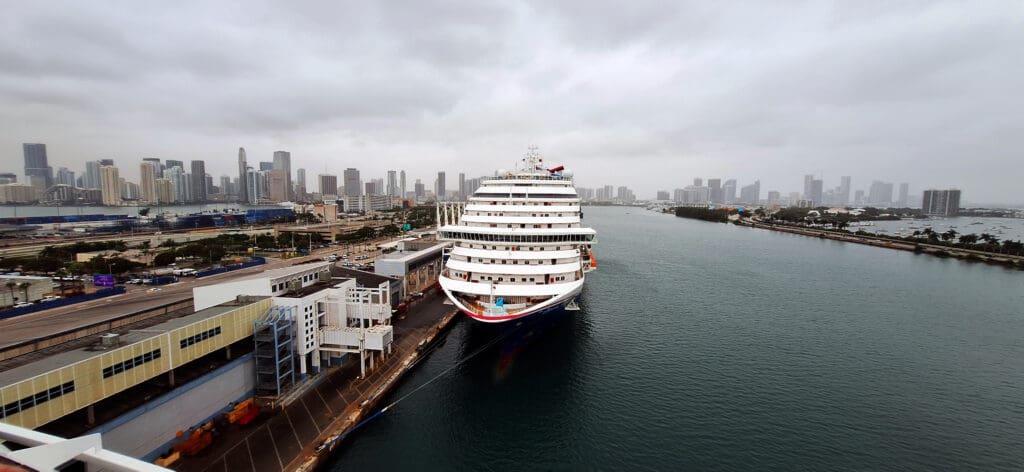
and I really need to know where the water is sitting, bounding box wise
[327,206,1024,471]
[866,216,1024,242]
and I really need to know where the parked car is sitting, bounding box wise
[409,291,424,298]
[13,302,33,308]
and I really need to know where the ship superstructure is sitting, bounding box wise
[437,148,597,323]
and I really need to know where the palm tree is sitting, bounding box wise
[941,229,957,242]
[17,282,29,304]
[5,280,17,306]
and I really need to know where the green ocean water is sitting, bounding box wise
[328,206,1024,471]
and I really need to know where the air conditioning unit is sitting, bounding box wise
[288,279,303,293]
[318,271,331,283]
[99,333,120,348]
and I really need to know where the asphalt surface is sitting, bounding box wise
[0,243,392,350]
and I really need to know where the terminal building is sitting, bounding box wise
[0,263,395,466]
[374,239,447,295]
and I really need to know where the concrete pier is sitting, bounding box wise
[170,289,458,472]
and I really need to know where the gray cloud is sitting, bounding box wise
[1,0,1022,204]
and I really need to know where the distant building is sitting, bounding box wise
[259,161,273,171]
[319,174,338,200]
[0,173,17,184]
[767,191,781,205]
[272,151,292,199]
[721,179,737,203]
[673,188,685,203]
[656,190,670,201]
[708,178,722,203]
[458,173,466,199]
[414,179,425,198]
[100,165,121,206]
[190,160,207,203]
[267,169,290,202]
[839,176,851,205]
[436,172,446,200]
[344,168,361,196]
[897,182,909,207]
[0,184,38,204]
[140,161,158,203]
[155,178,175,204]
[868,181,894,207]
[739,180,761,205]
[237,148,248,203]
[399,170,406,198]
[921,189,961,216]
[22,143,52,188]
[387,170,398,197]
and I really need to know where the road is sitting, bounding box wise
[0,237,402,350]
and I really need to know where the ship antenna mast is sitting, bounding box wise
[524,145,541,172]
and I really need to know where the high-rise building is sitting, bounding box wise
[721,179,737,203]
[259,161,273,171]
[237,148,248,204]
[673,188,685,203]
[897,182,909,207]
[386,170,398,197]
[693,178,703,187]
[922,189,961,216]
[165,159,183,170]
[100,165,121,206]
[459,173,466,199]
[272,151,292,199]
[854,190,865,206]
[656,190,670,201]
[220,175,233,197]
[22,143,53,188]
[142,158,162,176]
[55,167,75,187]
[839,176,851,205]
[164,166,185,203]
[399,170,406,198]
[708,179,722,203]
[414,179,425,198]
[808,179,823,206]
[246,168,260,204]
[767,191,781,205]
[343,168,361,196]
[803,174,814,200]
[155,178,175,204]
[868,181,894,207]
[739,180,761,204]
[190,160,207,203]
[616,186,635,203]
[82,161,101,189]
[0,173,16,185]
[318,174,338,199]
[436,172,446,200]
[267,169,289,202]
[139,161,158,203]
[295,168,306,198]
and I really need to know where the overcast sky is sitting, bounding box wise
[2,1,1022,203]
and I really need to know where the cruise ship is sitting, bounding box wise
[436,148,597,323]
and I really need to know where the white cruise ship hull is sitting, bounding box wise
[438,274,583,323]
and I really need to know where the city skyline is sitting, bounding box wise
[1,2,1022,204]
[2,141,972,207]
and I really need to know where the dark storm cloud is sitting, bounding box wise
[1,0,1022,203]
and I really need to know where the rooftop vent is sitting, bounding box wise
[99,333,120,348]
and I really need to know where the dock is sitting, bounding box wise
[169,289,458,472]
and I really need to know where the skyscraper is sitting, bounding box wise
[803,174,814,200]
[739,180,761,204]
[165,159,184,170]
[55,167,75,187]
[387,170,398,197]
[140,161,158,203]
[318,174,337,199]
[237,148,248,204]
[294,167,305,192]
[190,160,207,203]
[839,176,851,205]
[922,189,961,216]
[459,172,466,199]
[22,143,53,188]
[809,179,823,206]
[259,161,273,171]
[84,161,102,189]
[868,181,894,207]
[267,169,289,202]
[708,178,722,203]
[897,182,909,207]
[721,179,737,203]
[100,165,121,206]
[436,171,446,200]
[220,175,232,197]
[414,179,425,198]
[399,170,406,198]
[343,168,361,196]
[272,151,292,199]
